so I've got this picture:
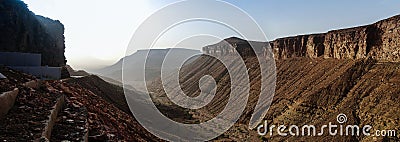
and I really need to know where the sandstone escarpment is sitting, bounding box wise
[202,15,399,62]
[323,26,369,59]
[203,37,268,57]
[270,35,309,59]
[374,15,400,62]
[306,34,325,58]
[271,14,399,61]
[0,0,66,66]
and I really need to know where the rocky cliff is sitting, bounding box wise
[202,37,268,57]
[271,14,400,61]
[0,0,66,66]
[202,15,399,62]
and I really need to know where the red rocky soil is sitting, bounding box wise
[0,67,162,141]
[48,80,161,141]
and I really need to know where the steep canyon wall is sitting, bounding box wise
[203,15,400,62]
[272,15,399,61]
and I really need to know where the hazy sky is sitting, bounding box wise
[21,0,400,70]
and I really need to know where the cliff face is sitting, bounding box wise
[374,15,400,62]
[306,34,325,58]
[202,37,268,57]
[271,14,400,61]
[0,0,66,66]
[323,26,369,59]
[202,15,399,62]
[270,35,309,59]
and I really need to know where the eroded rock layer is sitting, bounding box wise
[202,15,400,62]
[271,15,400,61]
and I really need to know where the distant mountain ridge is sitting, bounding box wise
[95,48,201,91]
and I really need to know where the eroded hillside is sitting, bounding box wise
[149,15,400,141]
[150,55,400,141]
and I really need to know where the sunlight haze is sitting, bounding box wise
[21,0,400,71]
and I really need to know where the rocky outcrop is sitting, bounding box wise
[203,15,399,62]
[0,0,66,66]
[374,15,400,62]
[270,35,309,59]
[272,14,400,61]
[203,37,268,57]
[270,34,326,59]
[306,34,325,58]
[323,26,369,59]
